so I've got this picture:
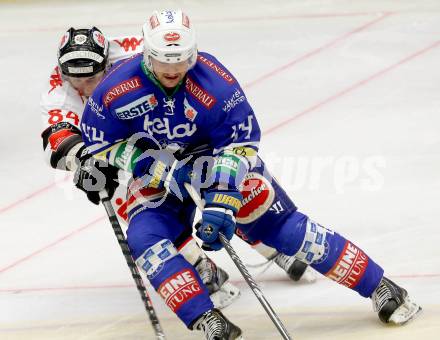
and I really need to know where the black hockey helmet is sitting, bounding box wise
[58,27,109,78]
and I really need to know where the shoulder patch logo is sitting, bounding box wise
[103,76,142,107]
[185,76,216,109]
[197,55,235,84]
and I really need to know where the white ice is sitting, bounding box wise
[0,0,439,339]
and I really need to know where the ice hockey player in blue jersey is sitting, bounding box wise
[78,9,421,339]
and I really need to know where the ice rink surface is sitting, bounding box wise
[1,0,439,339]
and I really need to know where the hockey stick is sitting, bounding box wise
[99,191,166,340]
[184,183,293,340]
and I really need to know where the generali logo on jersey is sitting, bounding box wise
[197,55,235,84]
[325,241,369,289]
[158,269,203,312]
[103,76,142,107]
[185,76,216,109]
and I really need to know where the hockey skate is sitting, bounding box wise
[193,309,243,340]
[371,277,422,325]
[274,253,317,283]
[196,256,241,309]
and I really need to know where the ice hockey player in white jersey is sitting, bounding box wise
[39,26,243,310]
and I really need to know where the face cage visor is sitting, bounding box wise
[149,56,192,74]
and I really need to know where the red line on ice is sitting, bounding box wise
[263,39,440,134]
[0,174,70,214]
[0,273,438,293]
[244,13,392,89]
[0,216,105,275]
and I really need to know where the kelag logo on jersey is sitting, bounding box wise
[115,94,158,120]
[197,55,235,84]
[143,115,197,140]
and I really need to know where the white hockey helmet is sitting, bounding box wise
[142,9,197,72]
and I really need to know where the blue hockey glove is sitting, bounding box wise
[196,190,243,251]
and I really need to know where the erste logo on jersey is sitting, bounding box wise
[115,94,158,120]
[185,76,216,109]
[103,76,142,107]
[197,55,235,84]
[236,172,275,224]
[158,269,203,312]
[114,37,143,52]
[325,241,369,289]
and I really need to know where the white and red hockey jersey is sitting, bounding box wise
[40,36,144,170]
[40,36,144,223]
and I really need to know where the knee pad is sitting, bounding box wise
[136,239,178,279]
[293,214,333,265]
[178,237,204,266]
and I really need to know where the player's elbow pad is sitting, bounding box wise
[41,122,84,171]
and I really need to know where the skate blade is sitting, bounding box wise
[300,267,318,283]
[211,281,241,310]
[388,297,422,325]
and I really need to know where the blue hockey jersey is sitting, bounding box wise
[81,52,261,190]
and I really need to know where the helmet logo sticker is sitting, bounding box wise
[74,34,87,45]
[59,32,69,49]
[164,10,175,23]
[164,32,180,42]
[93,31,106,48]
[150,15,160,29]
[182,13,190,28]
